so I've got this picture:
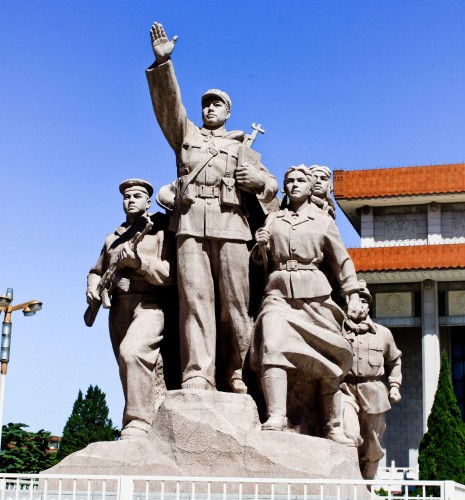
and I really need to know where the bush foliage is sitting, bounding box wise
[0,422,58,473]
[418,351,465,484]
[57,385,119,461]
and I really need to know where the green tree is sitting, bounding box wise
[419,351,465,485]
[57,385,119,461]
[0,422,58,472]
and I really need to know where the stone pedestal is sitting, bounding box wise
[47,390,363,479]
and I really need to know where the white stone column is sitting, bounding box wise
[427,203,442,244]
[421,279,440,432]
[361,206,374,248]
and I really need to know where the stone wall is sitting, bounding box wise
[383,327,423,468]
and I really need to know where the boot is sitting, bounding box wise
[230,378,248,394]
[181,376,215,390]
[261,372,288,431]
[230,367,248,394]
[120,420,150,441]
[320,390,356,446]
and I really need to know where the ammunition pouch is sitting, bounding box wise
[220,176,241,207]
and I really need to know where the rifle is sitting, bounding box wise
[243,123,265,148]
[84,215,154,327]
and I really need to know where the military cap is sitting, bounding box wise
[358,279,373,305]
[202,89,232,110]
[309,165,332,178]
[119,178,154,197]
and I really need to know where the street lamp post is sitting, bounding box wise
[0,288,42,450]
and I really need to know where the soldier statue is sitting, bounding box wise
[146,22,278,394]
[85,179,175,440]
[341,280,402,479]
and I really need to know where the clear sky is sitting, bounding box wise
[0,1,464,436]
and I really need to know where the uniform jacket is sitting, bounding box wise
[252,206,359,299]
[146,60,278,241]
[342,316,402,414]
[88,212,175,296]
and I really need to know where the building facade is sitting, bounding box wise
[334,163,465,469]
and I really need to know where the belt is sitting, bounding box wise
[196,185,220,198]
[344,375,381,384]
[112,285,163,295]
[277,260,318,271]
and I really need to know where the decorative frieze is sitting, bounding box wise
[452,215,465,239]
[385,218,417,241]
[448,291,465,316]
[375,292,413,317]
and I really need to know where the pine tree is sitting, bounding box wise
[0,423,58,472]
[418,351,465,484]
[57,385,119,461]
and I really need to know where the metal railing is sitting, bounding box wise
[1,474,465,500]
[376,463,418,481]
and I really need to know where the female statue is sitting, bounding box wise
[252,165,363,444]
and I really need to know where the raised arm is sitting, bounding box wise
[146,22,190,153]
[150,22,178,64]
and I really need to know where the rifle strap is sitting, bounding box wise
[178,142,236,198]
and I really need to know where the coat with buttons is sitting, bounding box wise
[88,212,176,295]
[253,206,359,299]
[341,316,402,414]
[146,60,278,242]
[250,205,358,377]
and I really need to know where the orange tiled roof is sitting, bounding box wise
[334,163,465,199]
[348,244,465,272]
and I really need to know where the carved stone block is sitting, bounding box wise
[375,292,413,317]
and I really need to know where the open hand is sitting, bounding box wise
[150,22,178,64]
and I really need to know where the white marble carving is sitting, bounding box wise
[375,292,413,317]
[385,217,417,241]
[448,291,465,316]
[452,215,465,239]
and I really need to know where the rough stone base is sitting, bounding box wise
[47,390,364,480]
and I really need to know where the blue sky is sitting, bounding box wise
[0,1,464,435]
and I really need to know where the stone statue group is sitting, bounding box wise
[85,22,402,481]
